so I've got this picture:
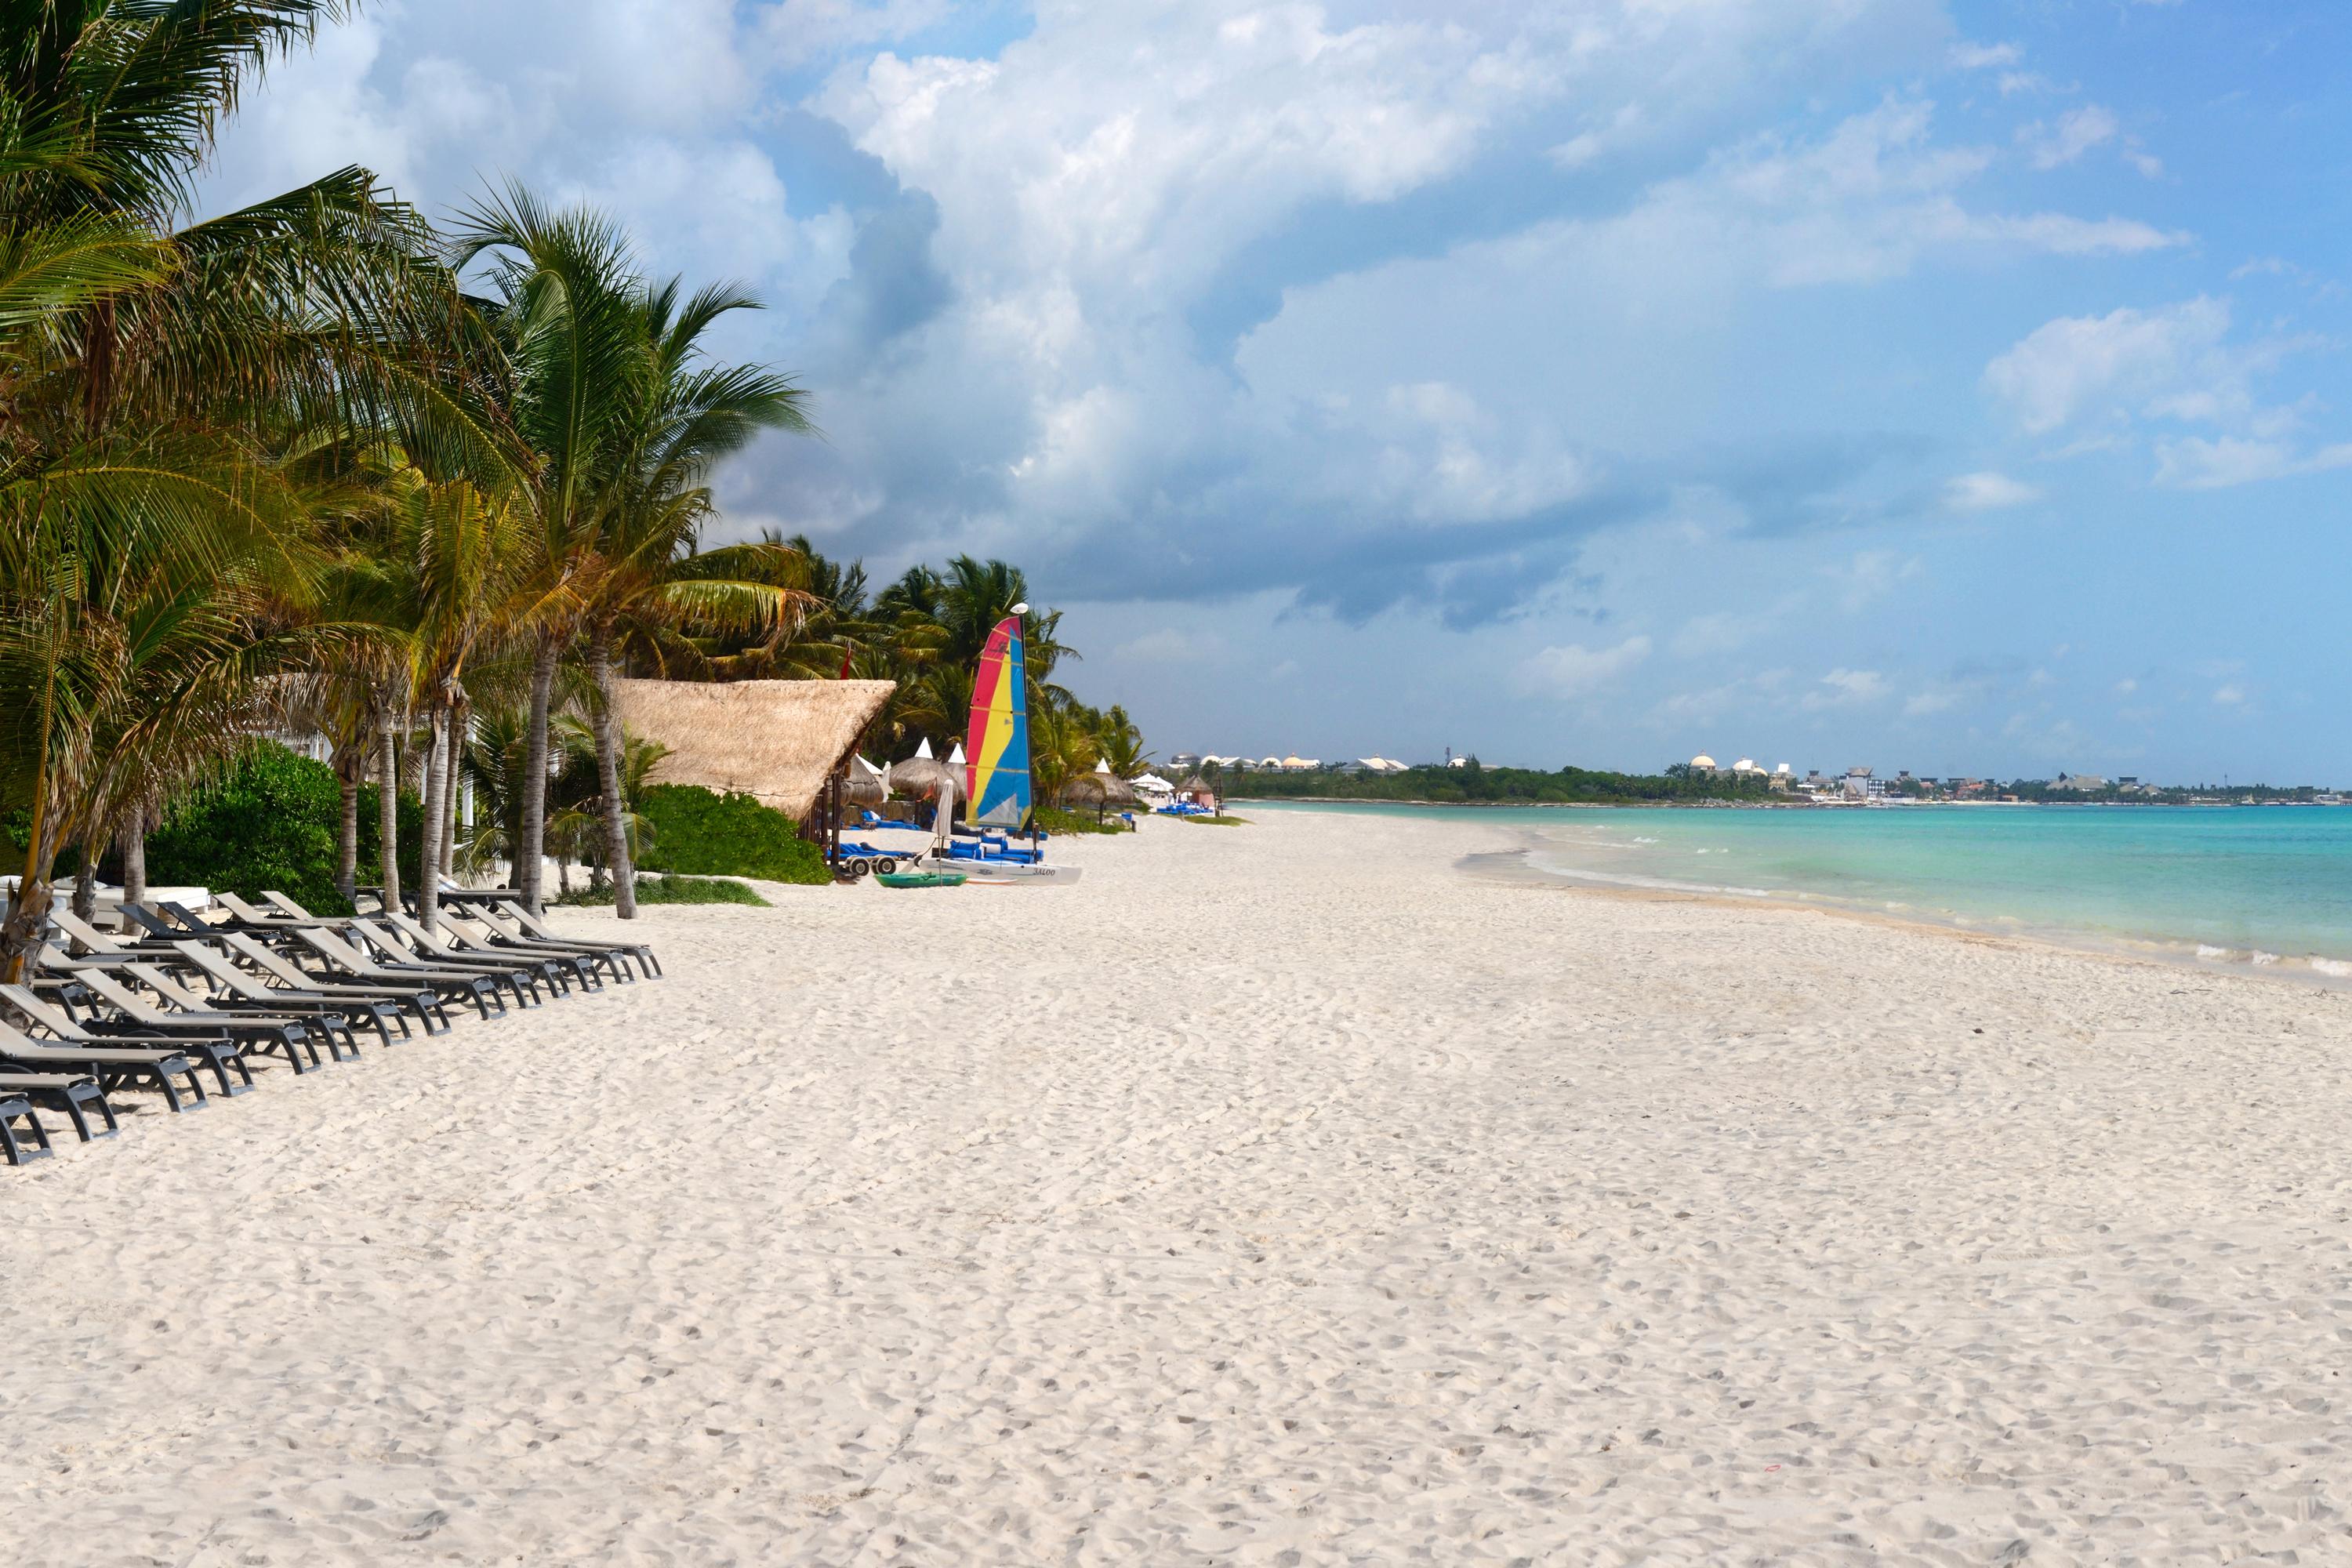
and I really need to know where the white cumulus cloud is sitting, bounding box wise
[1944,471,2042,511]
[2021,104,2118,169]
[1987,298,2350,487]
[1804,668,1890,710]
[1984,297,2234,434]
[1950,42,2021,70]
[2153,437,2352,491]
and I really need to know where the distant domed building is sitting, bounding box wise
[1690,753,1717,771]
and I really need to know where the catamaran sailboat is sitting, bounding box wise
[949,608,1080,885]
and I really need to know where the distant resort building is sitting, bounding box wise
[1183,752,1416,774]
[1687,753,1788,785]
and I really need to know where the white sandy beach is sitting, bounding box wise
[7,807,2351,1565]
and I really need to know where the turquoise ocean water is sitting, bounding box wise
[1247,800,2352,979]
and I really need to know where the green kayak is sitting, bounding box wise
[875,870,967,889]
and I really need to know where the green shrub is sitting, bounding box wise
[555,873,768,907]
[1033,804,1127,837]
[147,743,343,909]
[633,784,829,884]
[137,742,421,914]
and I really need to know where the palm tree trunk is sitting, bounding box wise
[70,844,97,921]
[417,709,448,934]
[439,710,461,880]
[334,753,361,905]
[442,770,459,878]
[518,636,557,912]
[1,658,60,983]
[377,716,402,912]
[119,803,146,907]
[586,630,637,920]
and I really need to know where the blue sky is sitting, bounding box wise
[209,0,2352,782]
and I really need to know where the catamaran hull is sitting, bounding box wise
[960,863,1082,885]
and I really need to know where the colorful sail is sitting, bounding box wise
[965,615,1031,829]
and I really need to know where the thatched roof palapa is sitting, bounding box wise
[891,737,953,800]
[612,678,897,823]
[1062,760,1135,808]
[843,754,887,808]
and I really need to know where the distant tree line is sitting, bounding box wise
[1224,766,2339,808]
[1221,760,1782,806]
[1992,780,2332,804]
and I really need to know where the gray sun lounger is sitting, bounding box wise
[0,1003,212,1112]
[0,1070,116,1143]
[437,906,632,987]
[115,902,201,942]
[212,891,331,929]
[344,917,543,1008]
[125,963,363,1063]
[427,890,659,978]
[0,1089,53,1165]
[289,927,504,1021]
[57,956,335,1074]
[216,930,448,1030]
[49,906,184,962]
[439,902,643,984]
[267,895,592,996]
[8,980,250,1097]
[180,940,427,1043]
[375,909,581,997]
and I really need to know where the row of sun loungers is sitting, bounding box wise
[0,887,659,1167]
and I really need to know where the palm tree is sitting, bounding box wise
[1028,699,1098,808]
[0,447,337,977]
[386,473,536,931]
[446,186,646,913]
[281,561,401,906]
[1092,704,1152,779]
[0,2,499,968]
[564,276,815,918]
[701,531,882,681]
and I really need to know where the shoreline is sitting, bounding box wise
[1461,840,2352,993]
[1236,794,2340,811]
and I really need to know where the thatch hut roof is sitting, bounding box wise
[891,738,953,800]
[1062,760,1135,808]
[612,678,896,822]
[844,753,887,808]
